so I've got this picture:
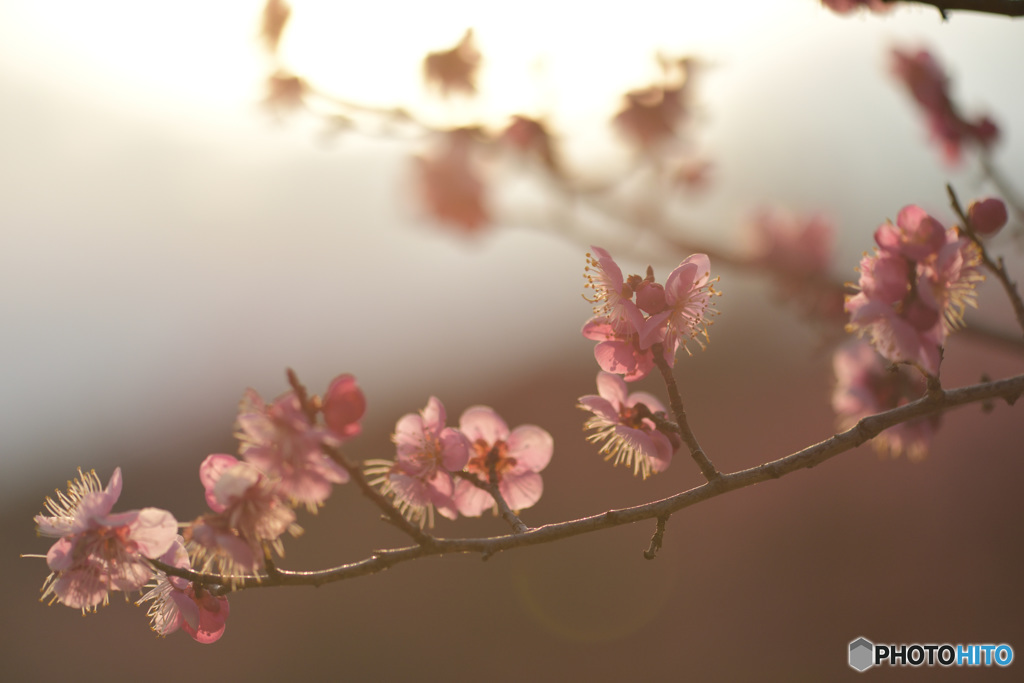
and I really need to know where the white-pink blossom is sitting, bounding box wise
[187,455,300,581]
[364,396,470,528]
[236,388,349,511]
[582,247,718,382]
[34,468,178,612]
[452,406,553,517]
[578,372,675,478]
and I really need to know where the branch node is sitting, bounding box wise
[643,515,669,560]
[262,547,283,581]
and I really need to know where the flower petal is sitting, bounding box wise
[506,425,553,473]
[199,454,240,513]
[453,478,494,517]
[500,471,543,511]
[459,406,510,446]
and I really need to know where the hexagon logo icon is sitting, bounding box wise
[849,637,874,672]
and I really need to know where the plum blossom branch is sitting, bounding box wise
[598,199,1024,354]
[979,155,1024,228]
[151,371,1024,594]
[882,0,1024,18]
[632,402,680,436]
[325,439,438,547]
[286,369,436,547]
[946,185,1024,337]
[650,342,720,481]
[258,4,1024,358]
[553,175,1024,361]
[454,471,529,535]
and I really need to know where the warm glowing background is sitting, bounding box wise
[3,1,1023,680]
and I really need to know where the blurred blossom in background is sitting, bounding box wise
[3,1,1024,680]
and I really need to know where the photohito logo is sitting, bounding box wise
[848,637,1014,671]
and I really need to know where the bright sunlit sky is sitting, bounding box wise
[2,1,1023,490]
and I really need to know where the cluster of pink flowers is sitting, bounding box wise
[185,374,365,581]
[845,205,984,376]
[578,372,677,479]
[832,341,939,460]
[34,468,178,614]
[890,48,998,165]
[365,398,553,527]
[581,246,718,382]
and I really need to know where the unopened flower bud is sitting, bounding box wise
[968,197,1008,236]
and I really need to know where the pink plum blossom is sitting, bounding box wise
[611,56,699,154]
[636,254,716,353]
[891,48,998,165]
[364,397,470,528]
[822,0,892,14]
[967,197,1008,236]
[583,246,638,333]
[875,205,947,262]
[187,455,300,580]
[236,387,349,511]
[499,115,559,174]
[916,229,984,330]
[581,316,671,382]
[415,128,489,234]
[138,536,230,644]
[321,373,366,443]
[578,372,675,478]
[582,247,717,382]
[750,209,833,276]
[832,341,938,460]
[452,406,553,517]
[749,208,841,318]
[846,205,982,376]
[34,468,178,612]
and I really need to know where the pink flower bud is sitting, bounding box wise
[968,197,1008,236]
[322,374,365,441]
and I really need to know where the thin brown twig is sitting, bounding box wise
[322,443,436,547]
[882,0,1024,18]
[562,175,1024,354]
[632,402,680,435]
[151,371,1024,594]
[651,343,720,481]
[454,471,529,534]
[980,153,1024,231]
[286,369,436,547]
[643,515,669,560]
[947,184,1024,337]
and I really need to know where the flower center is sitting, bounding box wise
[467,440,516,483]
